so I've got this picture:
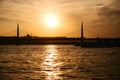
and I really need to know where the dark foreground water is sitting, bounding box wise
[0,45,120,80]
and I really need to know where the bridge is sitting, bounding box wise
[0,22,117,38]
[0,22,120,47]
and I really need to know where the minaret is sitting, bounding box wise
[17,23,19,38]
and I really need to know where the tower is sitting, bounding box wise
[17,23,19,38]
[81,21,84,45]
[81,21,83,39]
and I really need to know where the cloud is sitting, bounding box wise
[0,0,42,23]
[0,16,12,21]
[0,0,119,37]
[0,0,105,21]
[0,0,3,2]
[58,0,82,4]
[97,0,120,24]
[93,0,120,37]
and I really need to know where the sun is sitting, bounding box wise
[45,14,58,28]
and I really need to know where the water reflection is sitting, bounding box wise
[0,45,120,80]
[42,45,61,80]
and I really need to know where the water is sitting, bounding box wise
[0,45,120,80]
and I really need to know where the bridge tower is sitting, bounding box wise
[17,23,19,38]
[81,21,84,39]
[16,23,20,45]
[81,21,84,44]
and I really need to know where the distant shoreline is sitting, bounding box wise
[0,37,120,47]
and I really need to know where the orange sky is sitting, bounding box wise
[0,0,120,38]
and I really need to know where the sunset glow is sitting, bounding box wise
[45,14,58,28]
[0,0,120,37]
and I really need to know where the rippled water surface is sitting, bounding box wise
[0,45,120,80]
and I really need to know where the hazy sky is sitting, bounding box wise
[0,0,120,38]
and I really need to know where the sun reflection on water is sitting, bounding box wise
[42,45,61,80]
